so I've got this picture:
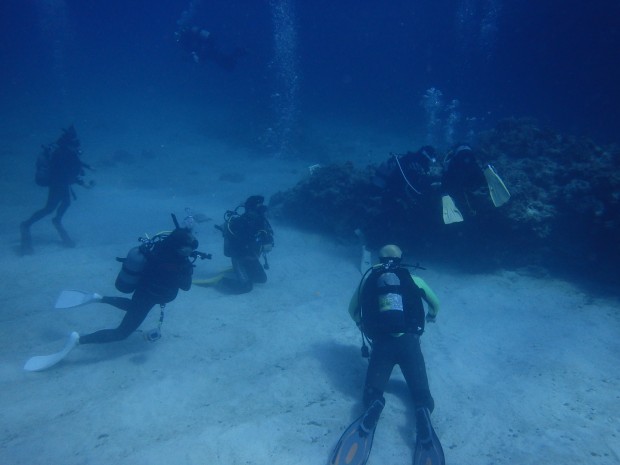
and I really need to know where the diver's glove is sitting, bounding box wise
[425,313,437,323]
[191,251,212,260]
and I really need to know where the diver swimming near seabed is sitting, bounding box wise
[24,214,211,372]
[329,244,445,465]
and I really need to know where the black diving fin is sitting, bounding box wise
[412,407,445,465]
[329,398,385,465]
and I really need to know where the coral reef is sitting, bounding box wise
[477,118,620,264]
[271,119,620,285]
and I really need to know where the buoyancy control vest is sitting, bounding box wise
[360,266,425,338]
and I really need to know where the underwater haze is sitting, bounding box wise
[1,0,619,149]
[1,2,620,465]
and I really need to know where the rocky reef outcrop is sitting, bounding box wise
[271,119,620,285]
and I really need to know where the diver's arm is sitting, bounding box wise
[412,275,440,319]
[348,289,362,325]
[348,272,370,325]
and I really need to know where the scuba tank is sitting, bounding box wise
[115,245,148,293]
[115,213,211,295]
[377,271,404,314]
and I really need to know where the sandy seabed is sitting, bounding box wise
[1,128,619,465]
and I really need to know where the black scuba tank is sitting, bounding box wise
[115,246,147,293]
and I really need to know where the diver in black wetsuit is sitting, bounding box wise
[20,126,92,254]
[440,144,487,217]
[216,195,274,294]
[175,25,247,71]
[348,245,441,434]
[372,146,438,198]
[78,227,199,344]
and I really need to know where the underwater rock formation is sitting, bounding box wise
[477,118,620,271]
[271,119,620,284]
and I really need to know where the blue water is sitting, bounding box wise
[1,0,618,148]
[2,4,620,465]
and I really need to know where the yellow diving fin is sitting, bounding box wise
[483,165,511,207]
[193,268,234,287]
[442,195,464,224]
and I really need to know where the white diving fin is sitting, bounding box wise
[442,195,464,224]
[55,290,102,309]
[354,229,372,274]
[483,164,511,207]
[24,332,80,372]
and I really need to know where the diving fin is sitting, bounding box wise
[55,290,102,309]
[442,195,464,224]
[24,331,80,372]
[193,268,234,287]
[483,164,511,207]
[413,408,445,465]
[329,398,384,465]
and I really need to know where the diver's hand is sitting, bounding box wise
[191,251,212,260]
[425,313,437,323]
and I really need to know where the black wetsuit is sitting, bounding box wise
[373,149,436,198]
[79,240,194,344]
[21,136,86,251]
[441,146,486,216]
[364,333,434,411]
[218,210,274,294]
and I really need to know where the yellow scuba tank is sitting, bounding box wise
[115,246,147,293]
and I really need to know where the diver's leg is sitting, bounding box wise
[360,337,395,432]
[363,337,396,406]
[52,185,75,247]
[100,296,134,312]
[20,187,61,253]
[217,258,253,294]
[79,292,154,344]
[398,334,435,413]
[397,334,438,444]
[246,258,267,284]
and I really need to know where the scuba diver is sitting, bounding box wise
[372,146,439,198]
[24,215,211,371]
[20,125,93,254]
[362,146,440,243]
[198,195,274,294]
[371,144,510,225]
[175,25,247,71]
[330,244,445,465]
[441,144,511,224]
